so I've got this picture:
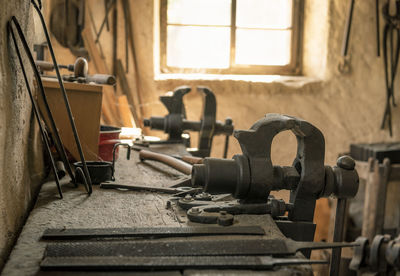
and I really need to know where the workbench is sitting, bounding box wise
[2,145,313,276]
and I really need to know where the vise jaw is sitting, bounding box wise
[143,86,191,141]
[192,114,359,222]
[143,86,234,157]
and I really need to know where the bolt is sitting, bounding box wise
[183,194,193,202]
[190,207,200,213]
[337,155,355,170]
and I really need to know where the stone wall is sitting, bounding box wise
[0,0,44,269]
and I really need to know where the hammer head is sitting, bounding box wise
[74,57,88,78]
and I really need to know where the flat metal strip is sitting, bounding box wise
[45,239,289,257]
[42,226,265,240]
[41,256,327,271]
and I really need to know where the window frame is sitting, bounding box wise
[160,0,304,75]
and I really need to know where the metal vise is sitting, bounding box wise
[143,86,234,157]
[191,114,359,222]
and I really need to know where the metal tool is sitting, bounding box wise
[381,0,400,136]
[139,149,192,175]
[41,255,327,271]
[143,86,234,157]
[31,0,93,194]
[350,234,400,274]
[37,58,116,85]
[191,114,359,221]
[42,226,265,240]
[43,238,355,258]
[7,17,63,198]
[100,182,201,196]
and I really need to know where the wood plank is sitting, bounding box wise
[118,95,135,128]
[82,22,120,126]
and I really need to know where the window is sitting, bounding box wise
[160,0,303,75]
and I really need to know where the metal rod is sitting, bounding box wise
[31,0,93,194]
[376,0,381,56]
[341,0,355,56]
[329,198,347,276]
[223,135,229,158]
[8,18,62,198]
[95,0,115,43]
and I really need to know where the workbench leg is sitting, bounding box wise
[361,158,390,241]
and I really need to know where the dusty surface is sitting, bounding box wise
[2,147,313,276]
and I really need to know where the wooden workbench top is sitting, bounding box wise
[2,144,312,276]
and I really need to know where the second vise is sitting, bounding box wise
[143,86,233,157]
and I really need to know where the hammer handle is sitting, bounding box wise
[139,150,192,175]
[181,156,203,164]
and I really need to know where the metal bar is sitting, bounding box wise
[44,239,354,258]
[329,198,347,276]
[99,183,198,194]
[42,226,266,240]
[7,18,63,199]
[341,0,355,56]
[41,255,327,271]
[376,0,381,56]
[95,0,115,43]
[230,0,237,69]
[31,1,93,194]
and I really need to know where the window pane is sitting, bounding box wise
[167,0,231,26]
[167,26,230,68]
[235,29,291,65]
[236,0,292,29]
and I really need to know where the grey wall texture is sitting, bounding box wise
[0,0,44,269]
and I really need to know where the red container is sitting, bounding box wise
[98,125,121,161]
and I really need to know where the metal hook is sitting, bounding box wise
[111,143,131,180]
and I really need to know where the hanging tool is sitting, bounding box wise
[381,0,400,136]
[7,17,63,198]
[143,86,234,157]
[339,0,381,73]
[31,0,93,194]
[95,0,116,43]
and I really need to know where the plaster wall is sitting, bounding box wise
[125,0,399,241]
[127,0,398,165]
[0,0,44,269]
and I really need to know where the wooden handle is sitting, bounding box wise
[181,156,203,165]
[139,150,192,175]
[35,60,55,71]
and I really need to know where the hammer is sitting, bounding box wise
[36,57,116,85]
